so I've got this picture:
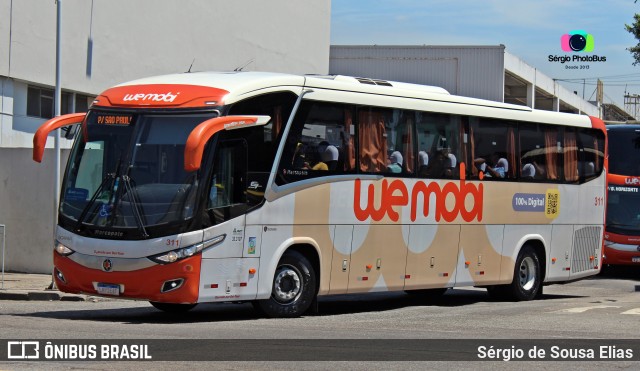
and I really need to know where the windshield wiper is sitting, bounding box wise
[74,173,116,232]
[122,175,149,238]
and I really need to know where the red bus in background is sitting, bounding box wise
[604,125,640,266]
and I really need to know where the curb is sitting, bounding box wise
[0,290,86,302]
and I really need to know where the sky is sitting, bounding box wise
[330,0,640,110]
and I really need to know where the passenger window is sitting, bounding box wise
[384,110,414,175]
[277,101,353,185]
[519,124,560,182]
[470,118,515,180]
[578,129,605,182]
[415,112,461,179]
[564,128,579,183]
[228,92,297,174]
[519,124,546,181]
[358,107,392,173]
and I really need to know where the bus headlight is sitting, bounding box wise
[148,234,226,264]
[149,244,201,264]
[54,240,75,256]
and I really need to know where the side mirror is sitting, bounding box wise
[62,125,79,140]
[33,113,86,162]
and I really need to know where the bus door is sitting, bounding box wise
[404,225,460,290]
[199,139,260,302]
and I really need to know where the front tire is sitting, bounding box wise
[253,251,317,318]
[487,245,541,301]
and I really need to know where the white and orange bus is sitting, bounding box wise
[34,72,606,317]
[604,124,640,266]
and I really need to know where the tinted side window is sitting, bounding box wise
[563,128,579,183]
[228,92,297,199]
[415,112,461,179]
[384,110,415,175]
[470,118,516,180]
[519,123,560,182]
[358,107,392,173]
[277,101,354,185]
[578,128,605,182]
[228,92,297,174]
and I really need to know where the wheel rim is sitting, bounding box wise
[273,264,302,303]
[519,256,537,291]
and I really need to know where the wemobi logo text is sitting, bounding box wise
[123,92,179,103]
[353,163,483,223]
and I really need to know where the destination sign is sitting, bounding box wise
[96,114,133,126]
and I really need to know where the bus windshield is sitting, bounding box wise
[608,127,640,176]
[60,110,217,237]
[606,185,640,235]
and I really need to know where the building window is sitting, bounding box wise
[75,94,92,112]
[27,86,54,118]
[27,86,94,119]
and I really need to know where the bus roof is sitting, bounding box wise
[103,71,594,128]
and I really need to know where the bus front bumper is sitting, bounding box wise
[53,252,202,303]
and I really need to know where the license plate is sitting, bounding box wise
[96,283,120,296]
[632,257,640,263]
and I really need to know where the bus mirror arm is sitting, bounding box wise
[184,115,270,172]
[32,113,87,163]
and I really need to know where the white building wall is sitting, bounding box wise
[504,52,597,116]
[330,45,505,102]
[0,0,330,273]
[6,0,330,93]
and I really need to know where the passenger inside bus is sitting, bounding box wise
[475,153,508,178]
[417,150,429,176]
[521,163,535,179]
[426,146,455,178]
[387,151,403,173]
[290,141,306,169]
[309,143,339,171]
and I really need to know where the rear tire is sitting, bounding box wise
[253,251,317,318]
[487,245,541,301]
[150,301,197,313]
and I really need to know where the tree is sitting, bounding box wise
[627,10,640,65]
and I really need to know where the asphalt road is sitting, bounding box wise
[0,266,638,370]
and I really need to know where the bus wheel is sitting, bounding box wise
[149,301,197,313]
[253,251,317,318]
[489,245,541,301]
